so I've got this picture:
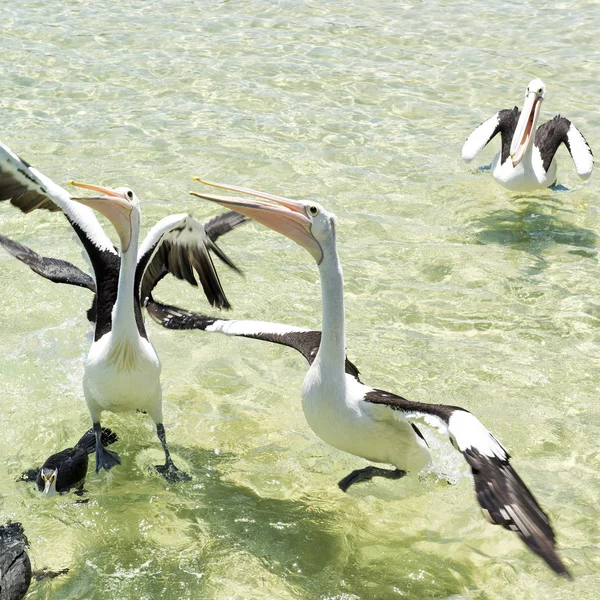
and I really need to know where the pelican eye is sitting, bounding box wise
[308,205,319,217]
[126,190,133,200]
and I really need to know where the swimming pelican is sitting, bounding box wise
[188,179,570,576]
[0,140,244,481]
[462,79,593,190]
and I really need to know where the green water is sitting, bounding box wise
[1,1,599,598]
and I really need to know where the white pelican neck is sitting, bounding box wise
[313,237,346,377]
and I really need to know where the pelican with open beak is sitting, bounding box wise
[462,78,593,190]
[189,177,569,577]
[509,80,545,167]
[0,137,246,482]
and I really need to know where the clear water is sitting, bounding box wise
[1,1,599,598]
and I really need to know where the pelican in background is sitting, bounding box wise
[0,140,244,481]
[187,179,570,577]
[462,79,593,190]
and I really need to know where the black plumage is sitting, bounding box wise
[0,522,31,600]
[0,211,247,325]
[362,389,569,578]
[22,428,118,495]
[144,299,362,381]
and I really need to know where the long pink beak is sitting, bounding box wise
[510,92,543,167]
[68,181,134,252]
[190,178,323,263]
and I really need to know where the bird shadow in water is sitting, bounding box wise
[470,199,598,263]
[48,445,474,600]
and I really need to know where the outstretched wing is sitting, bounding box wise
[462,107,519,165]
[136,212,246,310]
[363,389,569,577]
[535,116,593,179]
[0,139,123,338]
[0,140,116,253]
[0,233,96,291]
[145,299,361,380]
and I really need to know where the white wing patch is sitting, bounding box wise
[205,319,310,337]
[567,124,593,179]
[403,411,449,435]
[138,213,190,260]
[448,411,507,460]
[462,113,500,162]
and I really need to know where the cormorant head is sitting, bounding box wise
[41,467,58,496]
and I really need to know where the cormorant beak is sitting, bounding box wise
[68,181,133,252]
[43,475,54,495]
[510,91,544,167]
[190,178,324,264]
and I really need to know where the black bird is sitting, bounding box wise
[0,522,30,600]
[21,428,118,496]
[0,521,69,600]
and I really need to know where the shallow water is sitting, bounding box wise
[1,1,599,598]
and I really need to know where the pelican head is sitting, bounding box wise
[510,78,546,167]
[190,178,333,265]
[41,466,58,496]
[68,182,139,252]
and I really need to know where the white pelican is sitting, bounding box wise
[462,79,593,191]
[186,179,570,576]
[0,140,244,481]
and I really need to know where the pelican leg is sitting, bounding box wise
[338,466,406,492]
[154,423,191,482]
[94,422,121,472]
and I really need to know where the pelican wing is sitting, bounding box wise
[136,212,245,310]
[462,107,519,164]
[0,233,96,291]
[535,116,593,179]
[363,389,569,577]
[0,140,117,253]
[145,299,361,379]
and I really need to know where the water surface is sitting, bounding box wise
[1,1,599,598]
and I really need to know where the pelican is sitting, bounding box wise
[462,79,593,190]
[0,140,244,481]
[186,179,570,576]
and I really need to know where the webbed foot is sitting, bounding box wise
[95,445,121,473]
[155,462,191,482]
[338,466,406,492]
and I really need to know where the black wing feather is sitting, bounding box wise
[0,150,61,213]
[145,299,361,380]
[137,212,246,310]
[0,232,96,290]
[535,115,572,173]
[363,389,569,577]
[464,448,568,576]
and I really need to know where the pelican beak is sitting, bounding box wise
[43,476,52,495]
[68,181,133,252]
[510,91,544,167]
[190,178,323,264]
